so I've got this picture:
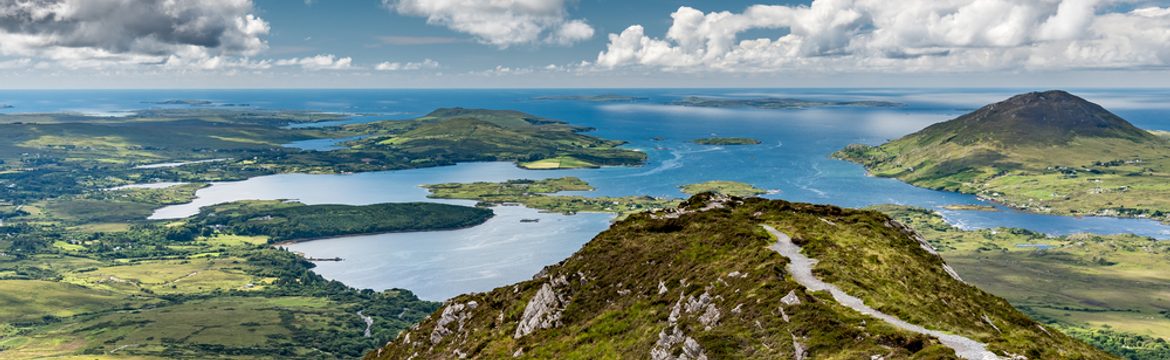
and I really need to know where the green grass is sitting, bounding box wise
[370,195,1109,359]
[679,180,767,197]
[519,156,599,169]
[0,280,137,323]
[835,91,1170,222]
[2,296,361,359]
[187,200,495,242]
[876,205,1170,358]
[424,177,679,216]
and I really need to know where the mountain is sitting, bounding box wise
[836,90,1170,220]
[366,194,1109,359]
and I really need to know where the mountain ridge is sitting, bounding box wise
[366,194,1110,359]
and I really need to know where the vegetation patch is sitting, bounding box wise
[424,177,678,216]
[680,180,768,197]
[876,204,1170,359]
[691,137,762,146]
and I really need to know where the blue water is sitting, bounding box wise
[4,89,1170,299]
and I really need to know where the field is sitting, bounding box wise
[0,201,482,358]
[519,156,598,169]
[877,205,1170,358]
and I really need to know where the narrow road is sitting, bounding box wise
[762,225,1001,360]
[358,310,374,338]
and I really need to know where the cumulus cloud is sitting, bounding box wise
[275,54,352,70]
[385,0,593,47]
[595,1,1170,72]
[0,0,270,69]
[375,58,440,71]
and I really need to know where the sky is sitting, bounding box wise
[0,0,1169,88]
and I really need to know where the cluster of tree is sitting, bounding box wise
[188,201,493,242]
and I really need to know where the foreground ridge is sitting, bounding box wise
[368,195,1112,359]
[763,225,1000,360]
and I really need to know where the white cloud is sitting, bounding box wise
[385,0,594,47]
[375,58,440,71]
[0,0,270,69]
[275,54,353,70]
[595,1,1170,72]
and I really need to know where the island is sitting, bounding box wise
[423,177,678,217]
[672,96,903,109]
[0,104,12,109]
[188,200,494,243]
[345,108,646,171]
[941,204,999,212]
[691,137,762,145]
[0,107,645,204]
[836,90,1170,223]
[532,94,649,102]
[143,99,214,105]
[680,180,767,197]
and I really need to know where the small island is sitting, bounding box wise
[691,137,762,146]
[533,94,649,103]
[680,180,768,197]
[941,204,999,212]
[0,104,13,109]
[144,99,214,105]
[672,96,902,109]
[424,177,678,216]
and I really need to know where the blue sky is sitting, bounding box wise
[0,0,1168,88]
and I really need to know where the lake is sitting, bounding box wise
[5,88,1169,300]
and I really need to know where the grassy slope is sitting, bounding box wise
[835,92,1170,222]
[876,205,1170,359]
[368,195,1108,359]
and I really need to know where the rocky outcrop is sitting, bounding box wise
[650,326,708,360]
[431,301,478,345]
[514,276,570,339]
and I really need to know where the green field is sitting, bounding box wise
[0,200,495,358]
[679,180,768,197]
[876,205,1170,358]
[519,156,598,169]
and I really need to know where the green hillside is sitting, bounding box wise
[875,205,1170,359]
[367,194,1110,359]
[346,108,646,169]
[836,91,1170,222]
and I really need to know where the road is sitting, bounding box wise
[762,225,1001,360]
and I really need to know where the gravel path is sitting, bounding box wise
[762,225,1001,360]
[358,310,374,338]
